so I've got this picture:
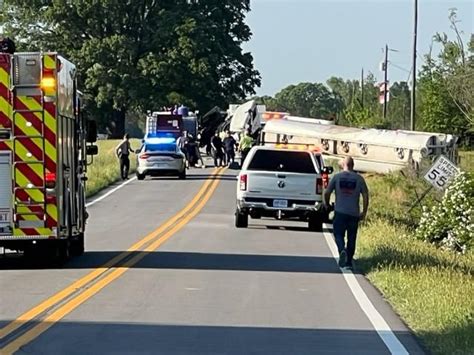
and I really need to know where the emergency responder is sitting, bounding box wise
[211,131,225,167]
[223,130,237,166]
[239,130,254,167]
[115,133,134,180]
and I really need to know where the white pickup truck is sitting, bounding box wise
[235,145,333,231]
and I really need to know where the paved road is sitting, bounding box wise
[0,167,425,354]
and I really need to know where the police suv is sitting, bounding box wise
[236,145,333,231]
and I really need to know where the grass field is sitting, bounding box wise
[459,150,474,172]
[356,152,474,355]
[86,139,140,197]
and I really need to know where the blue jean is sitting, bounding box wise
[333,212,360,263]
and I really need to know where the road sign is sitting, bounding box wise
[424,155,459,190]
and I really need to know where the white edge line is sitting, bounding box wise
[85,177,137,208]
[322,223,410,355]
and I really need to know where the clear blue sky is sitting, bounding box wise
[244,0,473,96]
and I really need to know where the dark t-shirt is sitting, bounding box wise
[211,136,223,150]
[223,136,236,151]
[326,170,368,217]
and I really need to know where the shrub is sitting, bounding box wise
[416,172,474,252]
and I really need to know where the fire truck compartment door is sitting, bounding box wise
[0,152,12,227]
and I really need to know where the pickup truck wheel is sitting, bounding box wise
[136,173,146,180]
[308,214,323,232]
[178,169,186,180]
[235,209,248,228]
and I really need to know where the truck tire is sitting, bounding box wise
[136,172,145,180]
[70,233,85,256]
[308,214,323,232]
[178,169,186,180]
[235,208,248,228]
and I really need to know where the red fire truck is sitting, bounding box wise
[0,51,98,261]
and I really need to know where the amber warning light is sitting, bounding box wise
[41,77,56,90]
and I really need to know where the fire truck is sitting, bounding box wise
[0,51,98,261]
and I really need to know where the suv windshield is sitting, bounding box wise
[247,150,317,174]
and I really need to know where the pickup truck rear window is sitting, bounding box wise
[247,150,316,174]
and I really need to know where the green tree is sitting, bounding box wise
[2,0,260,137]
[327,73,384,127]
[418,9,473,137]
[271,82,340,119]
[387,81,411,130]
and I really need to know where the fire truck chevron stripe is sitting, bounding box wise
[0,68,11,127]
[12,115,56,172]
[15,187,57,228]
[15,96,56,146]
[43,54,56,70]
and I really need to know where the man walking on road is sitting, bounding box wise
[223,131,237,166]
[115,133,134,180]
[324,157,369,270]
[211,132,225,167]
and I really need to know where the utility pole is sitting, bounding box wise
[410,0,418,131]
[383,44,389,119]
[361,68,364,108]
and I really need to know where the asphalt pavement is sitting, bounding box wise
[0,166,425,354]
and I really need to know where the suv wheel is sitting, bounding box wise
[235,208,248,228]
[308,214,323,232]
[136,172,146,180]
[178,169,186,179]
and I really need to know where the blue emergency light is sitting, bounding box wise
[145,137,176,145]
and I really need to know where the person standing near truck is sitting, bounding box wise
[239,130,254,167]
[115,133,134,180]
[223,131,237,166]
[323,157,369,270]
[211,132,225,167]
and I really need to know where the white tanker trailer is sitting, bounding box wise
[261,118,458,173]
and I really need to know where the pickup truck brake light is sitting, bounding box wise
[316,177,323,194]
[139,153,150,160]
[322,172,329,188]
[239,174,248,191]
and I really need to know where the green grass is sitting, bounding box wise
[86,139,140,197]
[355,167,474,355]
[459,150,474,172]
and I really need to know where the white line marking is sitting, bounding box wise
[322,224,409,355]
[86,177,137,208]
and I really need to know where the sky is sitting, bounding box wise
[244,0,473,96]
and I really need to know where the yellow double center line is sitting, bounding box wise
[1,167,226,354]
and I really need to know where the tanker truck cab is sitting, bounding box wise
[235,145,333,231]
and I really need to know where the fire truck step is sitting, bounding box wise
[13,109,45,113]
[16,220,46,228]
[12,135,45,140]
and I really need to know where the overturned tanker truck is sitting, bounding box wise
[260,118,458,173]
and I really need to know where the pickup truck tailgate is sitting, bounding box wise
[246,171,316,199]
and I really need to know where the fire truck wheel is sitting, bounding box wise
[55,240,70,264]
[70,233,85,256]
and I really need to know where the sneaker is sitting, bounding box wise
[338,250,347,268]
[344,261,354,271]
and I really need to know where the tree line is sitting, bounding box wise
[254,10,473,142]
[1,0,261,137]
